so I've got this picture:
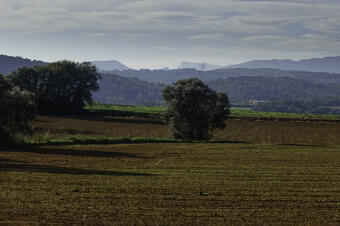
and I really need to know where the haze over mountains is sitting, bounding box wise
[228,56,340,73]
[91,55,340,73]
[2,54,340,74]
[177,61,223,71]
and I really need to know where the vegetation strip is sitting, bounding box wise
[86,103,340,122]
[24,137,184,145]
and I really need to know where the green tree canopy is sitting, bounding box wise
[162,78,230,141]
[9,61,100,114]
[0,74,36,141]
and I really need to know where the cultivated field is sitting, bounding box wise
[1,143,340,225]
[1,108,340,225]
[29,115,340,146]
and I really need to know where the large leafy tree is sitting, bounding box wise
[0,74,36,141]
[9,61,100,114]
[162,78,230,141]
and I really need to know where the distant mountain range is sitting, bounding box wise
[1,53,339,113]
[0,55,47,75]
[177,61,223,71]
[91,60,130,71]
[228,56,340,73]
[175,56,340,73]
[2,54,340,74]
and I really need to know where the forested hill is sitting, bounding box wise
[94,72,340,107]
[207,76,340,102]
[0,55,47,75]
[93,73,165,105]
[112,68,340,85]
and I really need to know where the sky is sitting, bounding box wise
[1,0,340,69]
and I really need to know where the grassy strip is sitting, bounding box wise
[85,103,165,114]
[229,109,340,121]
[24,136,184,146]
[86,103,340,121]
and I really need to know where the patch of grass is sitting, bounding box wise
[85,103,340,121]
[85,103,165,114]
[24,136,183,145]
[230,108,340,121]
[84,103,165,118]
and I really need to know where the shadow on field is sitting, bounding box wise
[0,158,154,176]
[33,128,98,135]
[0,158,26,163]
[51,115,164,125]
[6,146,149,159]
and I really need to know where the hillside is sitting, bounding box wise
[112,68,340,85]
[228,56,340,73]
[93,73,165,105]
[207,76,340,102]
[94,73,340,110]
[0,55,47,75]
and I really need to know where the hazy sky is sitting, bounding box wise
[1,0,340,69]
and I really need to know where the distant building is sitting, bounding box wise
[249,100,267,106]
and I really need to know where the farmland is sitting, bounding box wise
[27,114,340,146]
[1,106,340,225]
[1,142,340,225]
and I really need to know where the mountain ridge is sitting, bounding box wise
[91,60,130,71]
[0,54,47,75]
[228,56,340,73]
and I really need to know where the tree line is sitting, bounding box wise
[1,61,100,142]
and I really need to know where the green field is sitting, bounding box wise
[1,108,340,225]
[86,103,340,121]
[85,103,165,116]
